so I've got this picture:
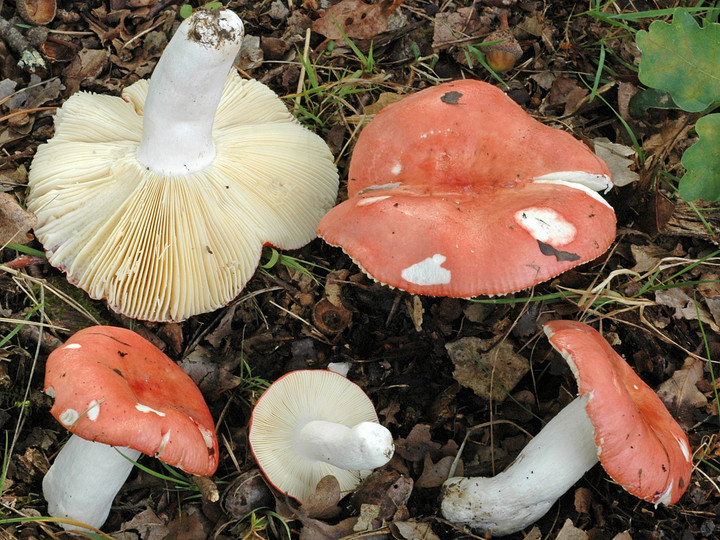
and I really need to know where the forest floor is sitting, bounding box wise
[1,0,720,539]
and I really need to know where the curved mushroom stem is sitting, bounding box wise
[440,396,599,537]
[136,9,244,176]
[43,435,142,531]
[296,420,395,470]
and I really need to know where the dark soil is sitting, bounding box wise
[1,1,719,539]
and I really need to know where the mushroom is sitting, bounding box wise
[440,320,693,536]
[248,370,394,503]
[42,326,218,531]
[317,80,616,297]
[26,8,338,322]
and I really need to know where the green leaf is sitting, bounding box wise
[636,9,720,112]
[179,4,193,18]
[628,88,677,117]
[680,114,720,201]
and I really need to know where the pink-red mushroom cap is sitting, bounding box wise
[44,326,218,475]
[317,80,617,297]
[544,320,692,505]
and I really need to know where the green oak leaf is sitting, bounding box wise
[636,9,720,113]
[679,114,720,201]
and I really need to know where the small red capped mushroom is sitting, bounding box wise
[317,80,617,297]
[42,326,218,530]
[544,319,692,505]
[440,320,693,536]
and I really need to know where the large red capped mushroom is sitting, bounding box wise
[42,326,218,531]
[317,80,617,297]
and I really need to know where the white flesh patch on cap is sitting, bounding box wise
[535,171,613,193]
[653,481,674,507]
[515,208,577,246]
[401,254,451,286]
[59,409,79,427]
[64,343,82,349]
[136,403,166,416]
[534,178,613,209]
[198,424,216,451]
[357,182,401,195]
[391,163,402,175]
[674,434,692,462]
[45,386,55,399]
[357,195,391,206]
[156,429,171,458]
[87,400,101,421]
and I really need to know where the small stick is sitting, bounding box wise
[0,16,46,72]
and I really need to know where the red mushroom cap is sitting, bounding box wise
[544,320,692,505]
[44,326,218,476]
[317,80,617,297]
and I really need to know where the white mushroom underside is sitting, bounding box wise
[27,74,339,322]
[249,371,387,503]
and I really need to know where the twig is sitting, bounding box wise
[0,16,46,72]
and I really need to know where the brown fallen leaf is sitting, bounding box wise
[415,454,460,488]
[0,192,36,245]
[656,356,707,430]
[555,518,589,540]
[118,507,169,540]
[431,7,491,50]
[302,475,343,519]
[445,336,530,403]
[655,288,719,332]
[312,0,404,41]
[394,424,440,462]
[391,520,441,540]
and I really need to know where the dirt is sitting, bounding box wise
[1,1,719,539]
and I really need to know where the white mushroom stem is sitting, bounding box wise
[295,420,394,470]
[136,9,244,175]
[441,395,599,537]
[43,435,142,531]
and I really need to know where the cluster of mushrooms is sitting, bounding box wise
[28,7,693,537]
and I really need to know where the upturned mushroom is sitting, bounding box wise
[440,320,693,536]
[317,80,616,297]
[249,370,394,503]
[27,8,338,322]
[42,326,218,531]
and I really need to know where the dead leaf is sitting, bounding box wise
[445,337,530,403]
[574,487,592,514]
[630,244,666,273]
[222,469,274,520]
[592,137,639,187]
[0,192,36,245]
[63,48,110,94]
[313,0,404,40]
[656,356,707,430]
[161,505,209,540]
[555,519,589,540]
[415,454,459,488]
[178,345,243,399]
[363,92,405,116]
[119,507,169,540]
[431,7,491,50]
[351,469,414,526]
[391,520,441,540]
[404,295,423,332]
[655,288,718,332]
[354,503,382,532]
[394,424,440,462]
[302,475,343,519]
